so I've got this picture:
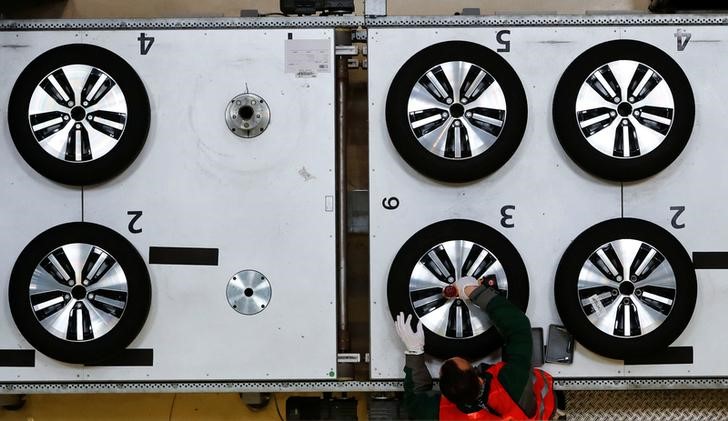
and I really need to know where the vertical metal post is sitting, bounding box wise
[335,29,351,364]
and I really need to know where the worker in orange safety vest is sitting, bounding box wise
[395,277,562,420]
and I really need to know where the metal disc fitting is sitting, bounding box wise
[226,270,272,315]
[225,93,270,138]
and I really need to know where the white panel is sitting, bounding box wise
[369,27,624,379]
[621,25,728,377]
[0,29,337,381]
[0,36,82,378]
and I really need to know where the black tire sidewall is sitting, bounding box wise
[554,218,697,360]
[9,222,152,364]
[8,44,150,186]
[553,39,695,182]
[386,41,528,183]
[387,219,529,360]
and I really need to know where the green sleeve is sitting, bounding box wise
[470,287,533,402]
[403,354,440,420]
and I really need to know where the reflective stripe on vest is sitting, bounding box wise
[438,362,556,420]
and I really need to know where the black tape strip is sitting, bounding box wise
[149,247,219,266]
[624,346,693,365]
[693,252,728,269]
[0,350,35,367]
[85,349,153,367]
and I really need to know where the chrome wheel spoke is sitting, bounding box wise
[81,247,117,287]
[87,110,126,140]
[413,294,450,318]
[409,108,448,139]
[629,243,665,281]
[39,300,75,338]
[628,64,662,103]
[466,107,505,138]
[39,248,76,286]
[39,68,74,107]
[88,289,127,318]
[64,123,92,162]
[417,65,454,104]
[30,111,70,141]
[420,300,455,337]
[31,290,70,321]
[578,107,617,137]
[460,65,495,103]
[634,105,673,135]
[443,122,470,159]
[588,243,624,282]
[579,286,618,316]
[586,64,622,103]
[81,67,116,107]
[460,118,497,156]
[66,303,94,341]
[613,119,640,157]
[410,287,445,303]
[614,299,641,337]
[446,300,474,338]
[420,245,456,283]
[637,285,675,315]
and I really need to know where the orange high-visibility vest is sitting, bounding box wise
[439,362,556,420]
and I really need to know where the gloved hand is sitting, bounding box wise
[394,312,424,355]
[453,276,481,301]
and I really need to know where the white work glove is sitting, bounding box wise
[454,276,480,301]
[394,312,424,355]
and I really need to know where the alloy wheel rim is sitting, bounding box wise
[407,61,507,160]
[575,60,675,159]
[408,240,508,339]
[30,243,129,342]
[577,239,677,337]
[28,64,128,162]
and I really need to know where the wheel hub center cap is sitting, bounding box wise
[70,106,86,121]
[618,280,635,295]
[617,102,633,117]
[449,103,465,118]
[71,284,87,300]
[443,285,458,298]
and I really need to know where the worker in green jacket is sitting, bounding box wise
[394,277,558,420]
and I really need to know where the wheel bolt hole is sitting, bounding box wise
[70,106,86,121]
[244,288,254,297]
[238,105,255,120]
[618,281,635,296]
[450,103,465,118]
[617,102,632,117]
[71,285,87,300]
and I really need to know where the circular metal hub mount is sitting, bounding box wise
[408,240,508,339]
[577,239,676,338]
[225,93,271,138]
[227,270,272,315]
[30,243,129,342]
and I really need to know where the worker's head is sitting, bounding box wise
[439,357,484,406]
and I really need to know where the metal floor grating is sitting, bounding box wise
[564,390,728,420]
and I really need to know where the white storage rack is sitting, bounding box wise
[0,14,727,393]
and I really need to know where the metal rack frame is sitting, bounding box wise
[2,12,728,393]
